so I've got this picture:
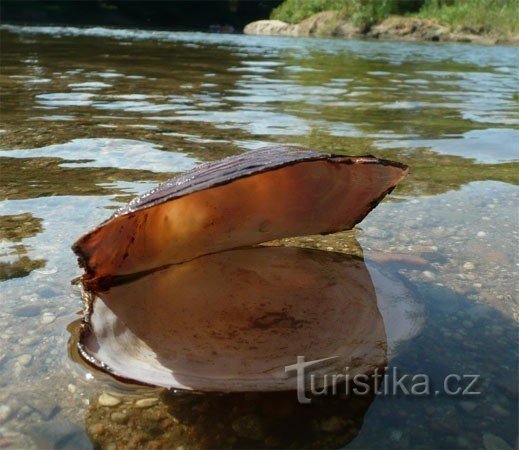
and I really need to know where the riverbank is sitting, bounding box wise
[244,12,519,45]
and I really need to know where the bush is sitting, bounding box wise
[344,0,393,28]
[270,0,517,34]
[271,0,427,27]
[270,0,346,24]
[417,0,518,35]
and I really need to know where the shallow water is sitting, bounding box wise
[0,25,517,449]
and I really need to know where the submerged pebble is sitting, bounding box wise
[110,412,128,424]
[491,404,509,417]
[134,398,158,408]
[459,401,477,413]
[17,354,32,366]
[20,336,38,346]
[390,429,403,441]
[88,423,105,437]
[463,262,475,270]
[0,405,12,424]
[40,313,56,324]
[482,433,513,450]
[422,270,436,280]
[98,393,121,407]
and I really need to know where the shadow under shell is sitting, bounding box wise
[78,246,388,391]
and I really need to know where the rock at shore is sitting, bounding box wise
[244,19,296,36]
[369,16,449,42]
[368,16,505,45]
[244,12,518,45]
[244,12,361,38]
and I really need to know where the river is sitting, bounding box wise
[0,25,517,449]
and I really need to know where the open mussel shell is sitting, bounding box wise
[72,146,408,283]
[78,246,387,391]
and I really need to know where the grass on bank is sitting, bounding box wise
[417,0,518,35]
[270,0,519,34]
[270,0,396,27]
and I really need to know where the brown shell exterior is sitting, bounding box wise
[114,146,407,217]
[72,146,408,282]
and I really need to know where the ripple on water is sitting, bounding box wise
[68,81,111,90]
[0,23,517,450]
[0,138,198,172]
[35,92,95,107]
[376,128,519,164]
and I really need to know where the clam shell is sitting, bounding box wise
[78,246,387,391]
[72,146,408,282]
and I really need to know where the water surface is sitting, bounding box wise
[0,25,517,449]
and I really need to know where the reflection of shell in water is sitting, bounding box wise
[78,247,388,392]
[72,146,408,284]
[83,384,377,449]
[368,264,425,358]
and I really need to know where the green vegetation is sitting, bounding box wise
[343,0,393,28]
[0,256,46,281]
[417,0,519,35]
[271,0,423,26]
[270,0,345,24]
[270,0,518,33]
[0,213,43,242]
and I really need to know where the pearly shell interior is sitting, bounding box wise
[79,247,387,391]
